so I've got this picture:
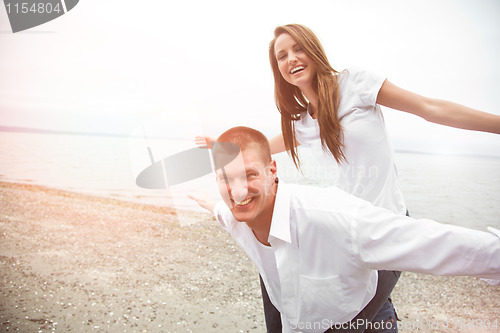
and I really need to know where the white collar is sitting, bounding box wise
[268,182,292,244]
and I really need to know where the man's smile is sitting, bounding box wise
[234,197,253,206]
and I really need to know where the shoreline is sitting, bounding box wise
[1,181,499,332]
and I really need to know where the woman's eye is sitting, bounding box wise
[277,54,286,61]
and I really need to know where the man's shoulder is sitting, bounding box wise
[284,184,361,237]
[286,183,362,214]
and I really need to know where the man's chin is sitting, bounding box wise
[230,209,253,223]
[234,216,247,222]
[231,212,248,222]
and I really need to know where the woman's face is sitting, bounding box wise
[274,33,316,91]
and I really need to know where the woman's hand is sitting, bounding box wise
[194,136,216,149]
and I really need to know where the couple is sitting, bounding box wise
[191,24,500,333]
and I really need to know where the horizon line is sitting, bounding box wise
[1,125,499,160]
[0,125,186,141]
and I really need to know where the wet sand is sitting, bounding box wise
[1,182,499,332]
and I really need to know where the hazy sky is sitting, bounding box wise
[1,0,500,156]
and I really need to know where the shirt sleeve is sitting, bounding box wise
[350,201,500,280]
[213,200,233,232]
[348,67,386,108]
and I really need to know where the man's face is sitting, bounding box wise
[216,148,277,225]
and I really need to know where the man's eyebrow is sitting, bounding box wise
[246,167,259,174]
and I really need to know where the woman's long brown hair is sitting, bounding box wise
[269,24,345,169]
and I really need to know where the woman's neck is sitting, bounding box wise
[301,87,318,118]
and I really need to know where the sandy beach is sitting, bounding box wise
[1,181,499,332]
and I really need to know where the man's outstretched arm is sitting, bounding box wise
[188,193,216,213]
[351,203,500,283]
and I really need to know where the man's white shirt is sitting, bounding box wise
[214,182,500,333]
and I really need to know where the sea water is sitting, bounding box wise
[0,131,499,230]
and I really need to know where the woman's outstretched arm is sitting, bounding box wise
[195,132,296,155]
[377,80,500,134]
[269,133,288,154]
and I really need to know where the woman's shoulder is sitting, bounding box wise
[338,66,384,84]
[338,66,386,105]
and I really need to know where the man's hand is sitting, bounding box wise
[481,278,500,286]
[188,193,216,213]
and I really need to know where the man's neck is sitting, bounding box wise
[247,208,273,246]
[247,184,277,246]
[252,228,271,246]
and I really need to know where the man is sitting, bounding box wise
[190,126,500,333]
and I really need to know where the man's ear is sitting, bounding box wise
[269,160,277,176]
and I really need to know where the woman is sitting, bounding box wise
[265,24,500,333]
[196,24,500,332]
[269,24,499,213]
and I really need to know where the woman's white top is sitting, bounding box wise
[294,67,407,214]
